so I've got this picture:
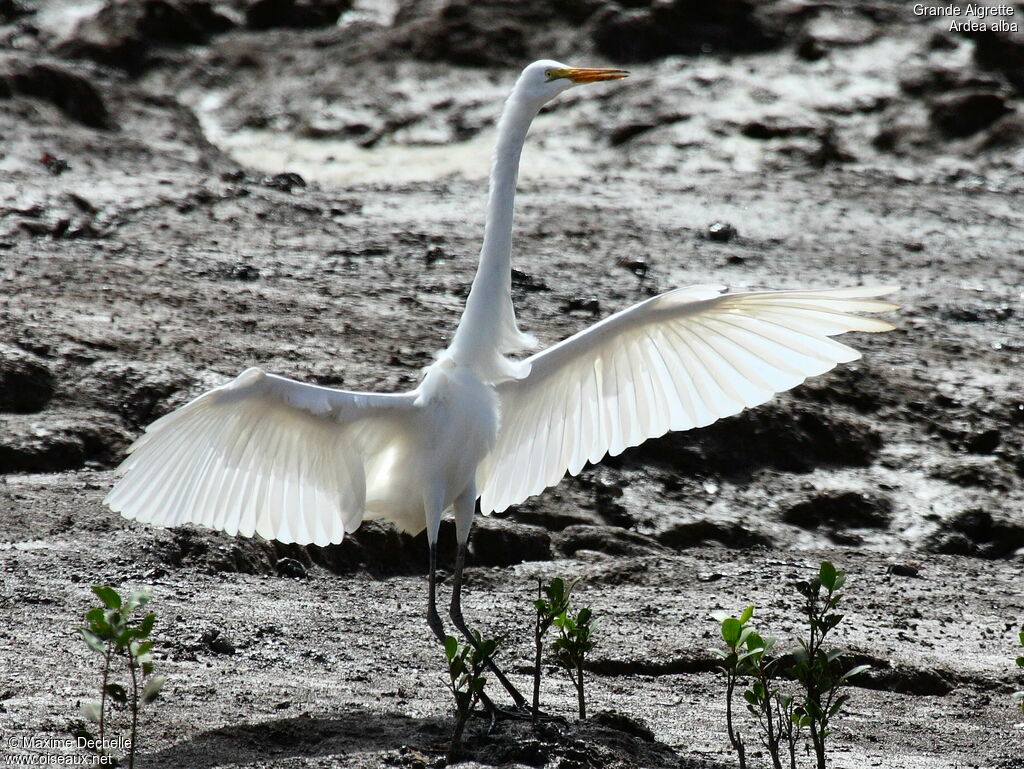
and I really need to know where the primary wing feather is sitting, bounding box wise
[477,285,897,513]
[105,367,418,546]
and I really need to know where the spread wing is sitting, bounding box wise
[477,285,898,513]
[105,367,418,546]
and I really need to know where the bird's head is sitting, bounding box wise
[515,59,628,107]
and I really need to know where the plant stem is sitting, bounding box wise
[533,582,542,725]
[127,653,139,769]
[575,661,586,720]
[448,705,470,764]
[810,722,825,769]
[725,671,747,769]
[99,645,112,746]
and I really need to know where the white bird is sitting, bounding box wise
[106,60,897,708]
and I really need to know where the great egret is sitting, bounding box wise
[106,60,896,709]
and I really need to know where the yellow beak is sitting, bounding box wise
[555,67,630,84]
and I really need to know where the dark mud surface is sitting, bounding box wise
[2,1,1024,767]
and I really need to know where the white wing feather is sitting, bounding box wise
[105,367,418,546]
[477,285,898,513]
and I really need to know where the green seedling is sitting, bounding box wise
[553,603,597,720]
[1014,626,1024,714]
[532,577,575,723]
[79,585,164,769]
[443,632,495,764]
[710,605,755,769]
[712,562,868,769]
[791,562,869,769]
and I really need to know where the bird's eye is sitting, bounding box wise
[545,69,554,81]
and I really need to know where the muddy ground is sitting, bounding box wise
[1,1,1023,767]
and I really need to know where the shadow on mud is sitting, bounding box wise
[142,708,449,768]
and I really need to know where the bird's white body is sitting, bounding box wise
[106,61,898,554]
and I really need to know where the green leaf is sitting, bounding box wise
[819,562,837,588]
[136,612,156,640]
[829,694,850,717]
[80,628,106,654]
[444,636,458,661]
[739,605,754,625]
[737,627,754,647]
[141,675,165,704]
[85,607,105,625]
[81,700,103,724]
[122,589,153,615]
[1016,656,1024,668]
[115,628,135,650]
[577,608,592,624]
[92,586,121,610]
[134,641,154,657]
[721,617,742,646]
[841,664,871,681]
[142,662,155,675]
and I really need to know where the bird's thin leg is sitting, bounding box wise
[427,540,446,644]
[449,489,528,710]
[424,488,448,645]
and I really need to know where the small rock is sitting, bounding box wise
[706,221,737,242]
[201,628,235,655]
[886,562,921,578]
[226,262,260,281]
[562,297,601,316]
[39,153,71,175]
[930,92,1012,139]
[275,557,307,578]
[424,244,446,264]
[511,268,548,292]
[262,172,306,192]
[615,257,649,279]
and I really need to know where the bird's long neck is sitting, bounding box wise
[445,90,540,382]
